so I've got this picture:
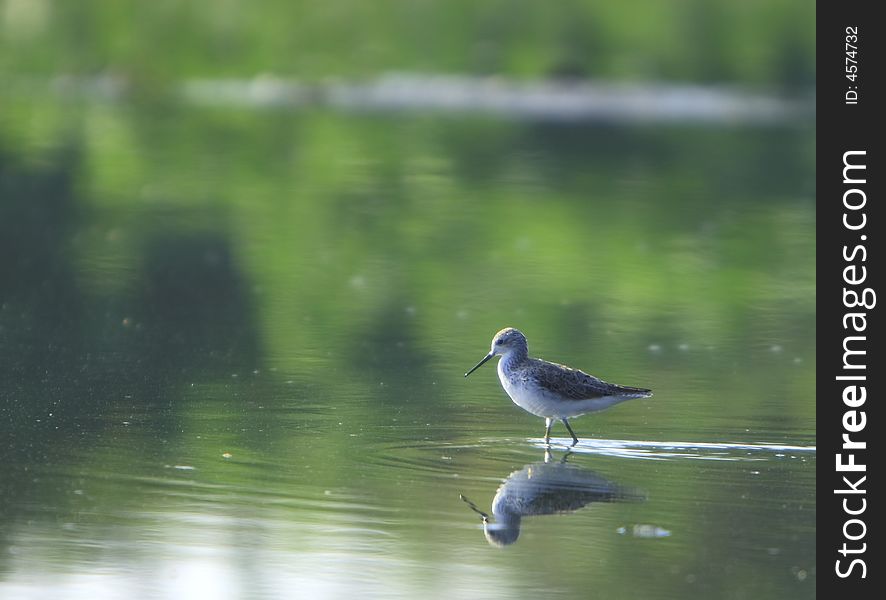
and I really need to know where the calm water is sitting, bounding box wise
[2,92,815,599]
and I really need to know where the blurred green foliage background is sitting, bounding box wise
[2,0,814,86]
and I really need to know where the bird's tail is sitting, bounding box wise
[615,385,653,398]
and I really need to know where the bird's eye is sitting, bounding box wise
[495,339,503,345]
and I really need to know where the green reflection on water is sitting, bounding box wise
[2,93,813,599]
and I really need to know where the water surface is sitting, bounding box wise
[2,84,815,599]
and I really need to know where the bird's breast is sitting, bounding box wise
[497,360,551,417]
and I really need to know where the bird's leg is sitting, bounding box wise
[561,418,579,446]
[543,417,553,445]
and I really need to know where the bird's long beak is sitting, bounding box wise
[459,494,489,522]
[464,352,494,378]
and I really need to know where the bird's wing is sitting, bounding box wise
[533,360,651,401]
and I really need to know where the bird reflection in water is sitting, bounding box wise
[461,449,642,546]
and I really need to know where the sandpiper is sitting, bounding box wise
[464,327,652,446]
